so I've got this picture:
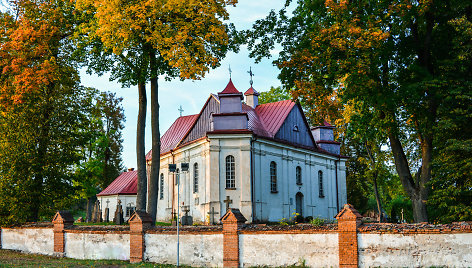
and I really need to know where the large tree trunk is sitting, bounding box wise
[372,172,383,223]
[147,50,160,224]
[388,131,430,223]
[135,82,147,212]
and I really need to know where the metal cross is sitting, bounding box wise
[248,66,254,86]
[106,200,110,208]
[178,105,184,117]
[228,65,232,79]
[207,207,219,225]
[224,196,233,211]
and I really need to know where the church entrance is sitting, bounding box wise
[296,192,304,218]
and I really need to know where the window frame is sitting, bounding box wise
[159,173,164,200]
[193,163,199,193]
[318,170,325,198]
[270,161,278,193]
[296,166,302,185]
[225,155,235,189]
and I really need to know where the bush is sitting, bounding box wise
[310,217,325,226]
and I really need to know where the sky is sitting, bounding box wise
[79,1,292,169]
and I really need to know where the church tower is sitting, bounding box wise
[212,79,249,130]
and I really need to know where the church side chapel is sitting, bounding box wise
[98,76,347,224]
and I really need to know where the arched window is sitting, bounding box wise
[296,166,302,185]
[193,163,199,193]
[318,170,324,198]
[159,173,164,200]
[225,155,235,189]
[175,168,180,185]
[270,161,277,193]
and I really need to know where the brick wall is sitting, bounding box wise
[1,206,472,267]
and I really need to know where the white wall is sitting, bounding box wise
[253,139,347,222]
[64,232,130,260]
[1,228,54,255]
[358,233,472,267]
[240,233,339,267]
[99,195,137,222]
[144,233,223,267]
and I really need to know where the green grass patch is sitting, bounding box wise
[0,249,191,267]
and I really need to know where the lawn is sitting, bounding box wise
[0,249,185,268]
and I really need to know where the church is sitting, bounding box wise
[98,79,347,223]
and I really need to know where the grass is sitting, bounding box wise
[0,249,190,268]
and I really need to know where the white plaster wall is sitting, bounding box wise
[253,139,346,222]
[99,195,137,222]
[1,228,54,255]
[155,140,209,223]
[358,233,472,267]
[144,233,223,267]
[64,232,130,260]
[240,233,339,267]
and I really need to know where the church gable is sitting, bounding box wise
[181,95,220,145]
[274,104,316,148]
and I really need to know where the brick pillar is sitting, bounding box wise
[129,211,153,263]
[52,211,74,257]
[335,204,362,268]
[221,208,247,268]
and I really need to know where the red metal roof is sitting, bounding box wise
[244,86,260,96]
[255,100,295,137]
[146,114,198,160]
[97,170,137,196]
[219,79,242,95]
[243,104,270,137]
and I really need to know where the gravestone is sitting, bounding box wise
[181,206,193,226]
[207,207,219,225]
[104,208,109,223]
[114,200,124,225]
[93,200,102,223]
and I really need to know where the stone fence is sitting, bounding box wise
[0,204,471,267]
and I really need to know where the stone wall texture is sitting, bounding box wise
[144,233,224,267]
[1,228,54,255]
[240,233,338,267]
[358,233,472,267]
[64,232,130,260]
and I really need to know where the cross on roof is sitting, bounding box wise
[228,65,232,79]
[178,105,184,117]
[224,196,233,211]
[248,66,254,86]
[207,207,219,225]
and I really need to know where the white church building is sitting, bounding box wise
[98,79,347,223]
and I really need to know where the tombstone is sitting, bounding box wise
[207,207,219,225]
[104,208,109,223]
[181,206,193,226]
[114,200,124,225]
[92,200,102,223]
[224,196,233,212]
[91,200,98,222]
[75,217,84,223]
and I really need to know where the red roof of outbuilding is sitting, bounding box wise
[97,170,137,196]
[255,100,295,137]
[146,114,198,160]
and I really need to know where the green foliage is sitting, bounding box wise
[309,217,325,226]
[245,0,472,222]
[258,86,291,105]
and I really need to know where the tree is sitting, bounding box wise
[73,89,125,222]
[244,0,472,222]
[76,0,238,223]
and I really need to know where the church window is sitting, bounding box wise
[270,161,277,193]
[193,163,199,193]
[226,155,235,189]
[175,168,180,185]
[159,173,164,200]
[318,170,324,198]
[296,166,302,185]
